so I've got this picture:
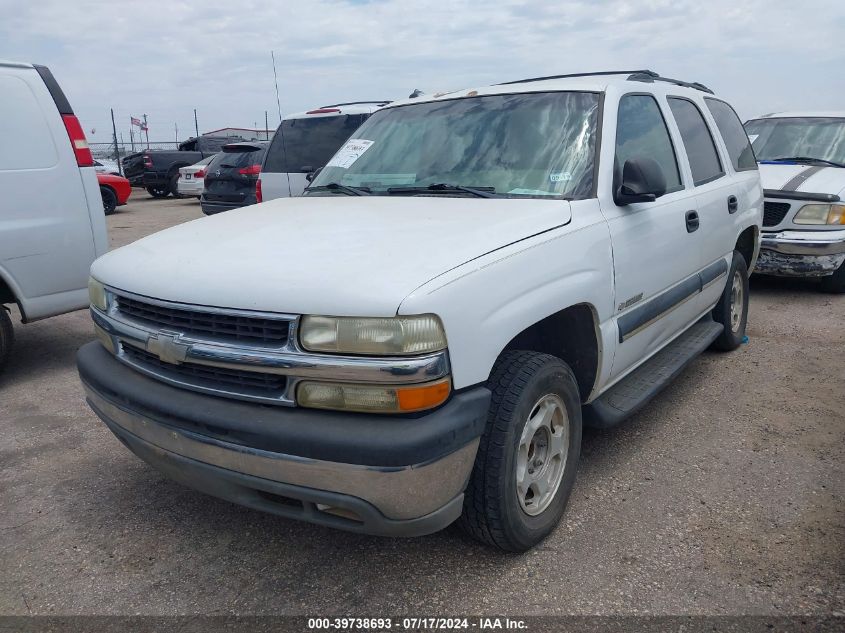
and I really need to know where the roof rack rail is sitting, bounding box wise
[626,71,714,94]
[498,70,654,86]
[319,101,391,108]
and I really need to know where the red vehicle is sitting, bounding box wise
[97,172,131,215]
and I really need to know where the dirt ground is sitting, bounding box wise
[1,192,843,616]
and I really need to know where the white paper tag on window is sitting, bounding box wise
[549,171,571,182]
[327,139,374,169]
[747,134,759,144]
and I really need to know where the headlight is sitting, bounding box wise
[88,277,107,311]
[793,203,845,225]
[299,314,447,355]
[297,378,451,413]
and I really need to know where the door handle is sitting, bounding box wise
[727,195,738,214]
[685,210,700,233]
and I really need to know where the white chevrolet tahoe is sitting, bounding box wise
[744,112,845,292]
[0,61,108,372]
[78,70,762,551]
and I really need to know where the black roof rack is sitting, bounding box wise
[319,101,391,108]
[626,71,714,94]
[499,70,653,86]
[498,69,714,94]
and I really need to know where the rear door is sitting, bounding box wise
[260,113,367,200]
[202,144,267,207]
[0,63,102,319]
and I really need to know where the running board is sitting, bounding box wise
[583,317,724,429]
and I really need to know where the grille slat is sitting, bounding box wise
[116,295,289,345]
[763,201,791,227]
[122,344,286,396]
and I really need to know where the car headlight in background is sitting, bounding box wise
[297,378,451,413]
[793,203,845,225]
[88,277,107,311]
[299,314,447,355]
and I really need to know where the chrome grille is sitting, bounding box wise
[116,294,290,345]
[122,344,287,398]
[763,201,791,227]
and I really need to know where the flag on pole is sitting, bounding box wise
[131,117,141,126]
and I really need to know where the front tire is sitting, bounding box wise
[458,351,582,552]
[819,261,845,294]
[711,251,749,351]
[0,307,13,373]
[100,186,118,215]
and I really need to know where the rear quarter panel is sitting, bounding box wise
[0,66,103,320]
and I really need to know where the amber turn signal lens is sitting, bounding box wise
[397,379,452,412]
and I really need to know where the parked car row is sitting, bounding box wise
[2,60,842,553]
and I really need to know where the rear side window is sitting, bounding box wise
[0,74,58,170]
[615,94,682,192]
[264,114,367,173]
[667,97,724,185]
[705,98,757,171]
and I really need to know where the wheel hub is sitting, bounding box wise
[516,394,569,516]
[729,270,743,332]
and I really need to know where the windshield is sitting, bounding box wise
[307,91,600,198]
[209,146,267,169]
[744,117,845,165]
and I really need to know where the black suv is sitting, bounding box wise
[200,142,269,215]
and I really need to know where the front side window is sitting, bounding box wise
[308,92,600,198]
[705,98,757,171]
[264,114,367,174]
[667,97,724,185]
[743,117,845,166]
[615,94,682,192]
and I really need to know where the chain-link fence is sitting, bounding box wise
[90,141,181,160]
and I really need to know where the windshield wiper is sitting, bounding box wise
[307,182,371,196]
[768,156,845,168]
[386,183,500,198]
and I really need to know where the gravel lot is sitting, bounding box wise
[1,192,843,617]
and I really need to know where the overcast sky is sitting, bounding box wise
[2,0,843,146]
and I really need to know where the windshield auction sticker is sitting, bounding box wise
[327,139,374,169]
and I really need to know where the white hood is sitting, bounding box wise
[92,196,572,316]
[759,163,845,197]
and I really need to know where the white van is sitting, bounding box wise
[257,102,388,202]
[0,60,108,371]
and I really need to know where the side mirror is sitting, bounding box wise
[305,166,323,183]
[614,157,667,205]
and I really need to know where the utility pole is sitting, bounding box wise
[143,113,149,148]
[265,110,269,139]
[110,108,122,176]
[194,108,199,138]
[129,118,135,152]
[175,122,178,143]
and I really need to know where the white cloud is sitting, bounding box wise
[1,0,842,143]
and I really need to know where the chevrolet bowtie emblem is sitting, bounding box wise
[146,332,189,365]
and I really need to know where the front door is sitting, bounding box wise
[600,93,704,381]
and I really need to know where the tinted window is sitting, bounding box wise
[744,117,845,165]
[310,92,600,199]
[209,146,267,169]
[705,99,757,171]
[667,98,723,185]
[615,94,681,192]
[264,114,367,173]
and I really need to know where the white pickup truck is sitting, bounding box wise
[78,70,762,551]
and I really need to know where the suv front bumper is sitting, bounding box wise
[77,342,489,537]
[756,229,845,277]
